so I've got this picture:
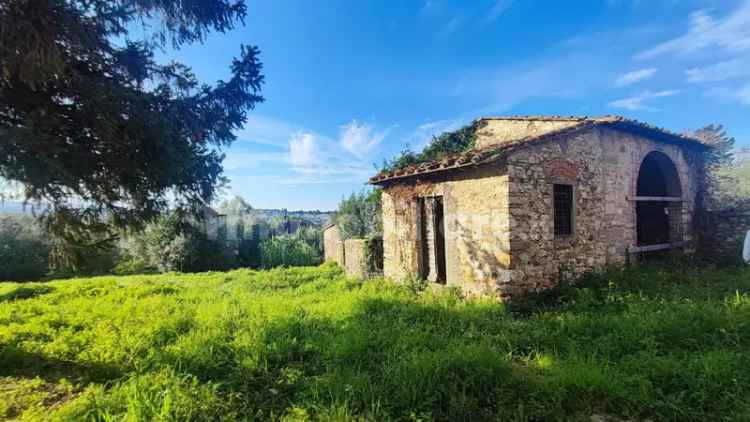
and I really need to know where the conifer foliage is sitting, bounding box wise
[0,0,264,243]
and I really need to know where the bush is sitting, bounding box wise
[335,189,382,240]
[0,215,50,281]
[120,213,237,273]
[379,121,479,172]
[259,236,321,268]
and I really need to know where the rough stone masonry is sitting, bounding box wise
[371,116,708,299]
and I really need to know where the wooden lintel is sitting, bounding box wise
[627,196,684,202]
[628,242,686,253]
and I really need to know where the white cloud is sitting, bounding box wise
[686,59,749,82]
[615,68,658,87]
[478,0,514,26]
[637,2,750,59]
[226,116,389,188]
[289,132,318,168]
[339,120,389,158]
[608,89,681,111]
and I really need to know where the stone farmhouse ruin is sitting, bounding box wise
[369,116,709,298]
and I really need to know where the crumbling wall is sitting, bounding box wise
[699,206,750,263]
[381,165,511,296]
[342,238,384,279]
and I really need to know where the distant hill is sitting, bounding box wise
[0,201,335,227]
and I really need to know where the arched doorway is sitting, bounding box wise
[635,151,682,246]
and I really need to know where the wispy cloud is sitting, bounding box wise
[234,115,300,147]
[478,0,514,27]
[686,59,749,82]
[615,68,658,87]
[636,2,750,60]
[222,152,288,171]
[705,83,750,105]
[405,118,468,150]
[426,0,515,35]
[608,89,681,111]
[452,51,611,113]
[439,14,467,36]
[339,120,390,158]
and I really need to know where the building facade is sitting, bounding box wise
[370,116,707,299]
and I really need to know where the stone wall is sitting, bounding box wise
[382,164,510,296]
[341,238,384,279]
[504,127,702,296]
[380,126,703,299]
[323,224,344,267]
[475,118,580,149]
[699,207,750,263]
[324,224,383,278]
[343,239,366,278]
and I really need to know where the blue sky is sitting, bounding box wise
[162,0,750,211]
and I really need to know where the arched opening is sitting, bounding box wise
[635,151,682,246]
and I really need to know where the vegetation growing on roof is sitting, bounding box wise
[379,121,482,173]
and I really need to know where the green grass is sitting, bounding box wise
[1,261,750,421]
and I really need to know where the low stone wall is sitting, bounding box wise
[344,239,366,278]
[343,238,384,279]
[699,207,750,263]
[323,225,345,267]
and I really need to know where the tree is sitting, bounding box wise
[0,1,264,247]
[217,196,253,216]
[335,189,382,240]
[692,124,735,169]
[689,125,741,208]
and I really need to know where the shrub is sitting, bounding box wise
[0,215,50,281]
[335,189,382,240]
[259,236,321,268]
[120,213,237,273]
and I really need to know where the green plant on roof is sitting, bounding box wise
[379,121,481,173]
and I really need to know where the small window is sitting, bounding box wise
[553,184,573,237]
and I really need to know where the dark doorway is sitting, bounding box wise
[635,151,682,246]
[433,197,447,283]
[418,196,447,283]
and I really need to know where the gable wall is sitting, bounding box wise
[381,164,511,296]
[475,119,581,149]
[504,127,702,295]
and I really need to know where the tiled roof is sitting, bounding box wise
[369,115,708,184]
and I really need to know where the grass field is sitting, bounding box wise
[1,261,749,421]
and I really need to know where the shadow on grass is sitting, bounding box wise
[0,346,122,385]
[162,281,750,421]
[0,285,55,304]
